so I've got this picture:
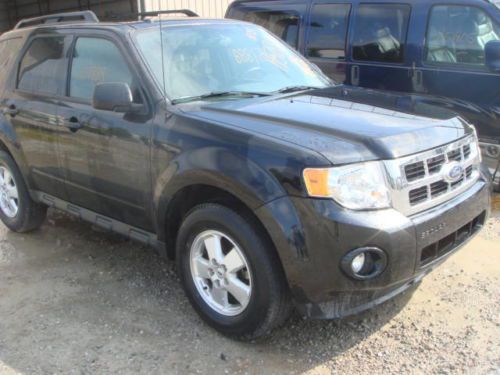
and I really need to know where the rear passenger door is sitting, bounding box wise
[348,2,414,91]
[305,1,352,84]
[56,33,153,231]
[2,34,72,199]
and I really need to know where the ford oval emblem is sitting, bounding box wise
[442,161,464,183]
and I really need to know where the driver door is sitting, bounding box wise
[57,34,154,231]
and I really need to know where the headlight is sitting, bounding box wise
[303,161,391,210]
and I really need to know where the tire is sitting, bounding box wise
[176,203,292,340]
[0,151,47,232]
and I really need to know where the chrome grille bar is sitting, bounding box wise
[383,135,481,216]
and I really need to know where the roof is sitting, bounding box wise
[0,17,246,39]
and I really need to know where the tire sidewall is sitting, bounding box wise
[0,152,29,230]
[177,205,276,336]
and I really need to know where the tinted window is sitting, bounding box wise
[307,4,351,59]
[18,36,68,95]
[70,38,134,101]
[352,4,410,63]
[425,5,500,66]
[229,9,300,48]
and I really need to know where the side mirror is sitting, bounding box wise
[92,82,134,112]
[485,40,500,73]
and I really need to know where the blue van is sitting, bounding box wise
[226,0,500,189]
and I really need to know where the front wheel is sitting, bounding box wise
[176,204,292,340]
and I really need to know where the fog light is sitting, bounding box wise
[341,247,387,280]
[351,253,366,274]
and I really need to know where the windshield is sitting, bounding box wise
[134,23,330,102]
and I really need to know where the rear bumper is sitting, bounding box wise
[257,176,491,319]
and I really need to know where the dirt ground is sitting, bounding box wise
[0,203,499,375]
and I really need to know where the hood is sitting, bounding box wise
[182,86,473,165]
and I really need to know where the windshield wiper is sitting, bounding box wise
[171,91,271,104]
[275,85,321,94]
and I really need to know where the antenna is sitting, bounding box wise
[158,0,167,96]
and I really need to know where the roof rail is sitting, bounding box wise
[14,10,99,30]
[137,10,199,19]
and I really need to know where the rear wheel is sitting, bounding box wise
[176,203,291,340]
[0,151,46,232]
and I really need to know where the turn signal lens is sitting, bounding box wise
[303,168,330,197]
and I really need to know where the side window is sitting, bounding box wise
[230,9,300,48]
[425,5,500,66]
[307,3,351,59]
[69,37,136,101]
[18,36,69,95]
[352,4,411,63]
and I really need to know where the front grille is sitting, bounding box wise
[420,212,485,266]
[409,186,428,205]
[384,135,481,216]
[427,154,445,174]
[430,180,448,198]
[404,161,425,182]
[404,142,471,183]
[447,148,461,162]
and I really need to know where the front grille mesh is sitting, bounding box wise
[405,139,478,207]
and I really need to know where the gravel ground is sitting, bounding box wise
[0,204,498,375]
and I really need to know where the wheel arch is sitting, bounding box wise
[0,124,33,192]
[159,182,281,261]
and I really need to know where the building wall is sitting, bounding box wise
[144,0,235,18]
[0,1,9,34]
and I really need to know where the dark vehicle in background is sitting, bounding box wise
[0,11,491,339]
[226,0,500,189]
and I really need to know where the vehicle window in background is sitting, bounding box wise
[135,24,329,101]
[227,9,300,48]
[18,36,68,95]
[425,5,500,66]
[352,4,410,63]
[307,3,351,59]
[70,38,136,101]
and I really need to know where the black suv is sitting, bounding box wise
[0,10,491,339]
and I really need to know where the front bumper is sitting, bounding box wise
[256,177,491,319]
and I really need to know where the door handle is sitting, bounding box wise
[2,105,18,117]
[64,116,84,132]
[351,65,360,86]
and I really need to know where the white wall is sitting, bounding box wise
[144,0,235,19]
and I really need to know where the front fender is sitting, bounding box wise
[153,146,287,240]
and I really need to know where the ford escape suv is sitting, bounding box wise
[0,10,491,339]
